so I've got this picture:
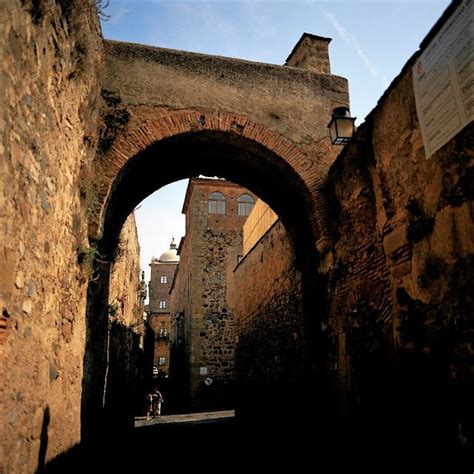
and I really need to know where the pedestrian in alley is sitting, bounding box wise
[152,387,164,417]
[146,391,154,420]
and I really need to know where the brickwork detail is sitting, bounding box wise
[94,110,336,245]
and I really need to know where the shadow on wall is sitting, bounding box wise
[39,446,82,474]
[36,405,50,474]
[35,406,85,473]
[102,320,149,430]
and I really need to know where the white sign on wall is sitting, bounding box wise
[413,0,473,158]
[199,366,208,375]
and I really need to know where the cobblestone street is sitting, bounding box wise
[134,410,235,428]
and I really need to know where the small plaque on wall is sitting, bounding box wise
[200,367,208,375]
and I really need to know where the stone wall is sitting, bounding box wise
[229,219,304,417]
[0,1,103,471]
[319,7,473,453]
[108,213,142,327]
[227,2,473,455]
[198,226,240,393]
[169,237,192,412]
[105,213,145,424]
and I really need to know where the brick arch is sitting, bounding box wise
[93,109,330,247]
[85,109,333,437]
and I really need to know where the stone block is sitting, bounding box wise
[0,247,17,295]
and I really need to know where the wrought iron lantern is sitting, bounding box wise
[327,107,356,145]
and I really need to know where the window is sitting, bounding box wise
[159,356,166,366]
[160,275,167,284]
[159,300,166,309]
[237,193,255,216]
[208,192,226,214]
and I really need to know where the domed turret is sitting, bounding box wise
[158,238,180,263]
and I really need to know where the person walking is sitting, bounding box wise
[152,387,164,417]
[146,391,154,420]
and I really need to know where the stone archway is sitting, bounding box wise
[80,36,349,442]
[91,110,333,249]
[82,118,330,440]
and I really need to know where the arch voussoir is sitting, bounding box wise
[93,109,329,243]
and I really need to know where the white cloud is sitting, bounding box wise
[324,10,389,87]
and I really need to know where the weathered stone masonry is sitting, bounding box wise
[147,240,179,376]
[0,2,147,471]
[0,2,104,471]
[230,216,304,416]
[94,36,349,250]
[318,8,474,448]
[105,213,145,427]
[2,0,471,469]
[321,69,473,450]
[170,178,256,410]
[95,36,349,421]
[227,2,473,455]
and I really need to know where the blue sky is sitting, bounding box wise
[100,0,451,280]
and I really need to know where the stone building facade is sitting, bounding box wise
[147,239,179,376]
[169,178,256,411]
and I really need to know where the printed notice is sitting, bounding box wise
[413,0,473,158]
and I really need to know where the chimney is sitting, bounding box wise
[285,33,332,74]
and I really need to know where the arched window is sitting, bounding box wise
[208,192,226,214]
[237,193,255,216]
[160,275,167,284]
[159,300,166,309]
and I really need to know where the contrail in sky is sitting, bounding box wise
[324,10,389,87]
